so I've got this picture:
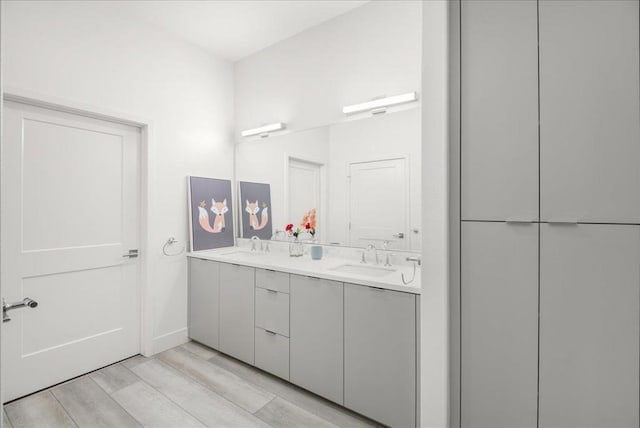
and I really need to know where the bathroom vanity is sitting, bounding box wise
[187,245,421,427]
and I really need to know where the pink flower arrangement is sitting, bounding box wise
[300,209,317,237]
[285,209,317,238]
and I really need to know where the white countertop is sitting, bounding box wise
[187,246,422,295]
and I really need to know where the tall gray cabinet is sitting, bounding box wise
[456,0,640,427]
[539,0,640,224]
[188,258,220,349]
[290,275,343,404]
[344,284,417,428]
[219,263,255,365]
[539,225,640,427]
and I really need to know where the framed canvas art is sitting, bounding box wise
[188,176,235,251]
[239,181,273,240]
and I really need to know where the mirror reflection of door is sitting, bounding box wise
[348,158,408,250]
[287,158,322,239]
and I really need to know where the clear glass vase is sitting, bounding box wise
[289,236,304,257]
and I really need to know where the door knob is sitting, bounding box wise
[393,232,405,239]
[3,297,39,323]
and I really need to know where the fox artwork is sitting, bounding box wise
[197,198,228,233]
[246,200,269,230]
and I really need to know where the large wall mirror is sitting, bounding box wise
[235,106,421,252]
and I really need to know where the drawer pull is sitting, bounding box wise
[306,276,321,280]
[264,329,277,335]
[265,269,276,273]
[505,217,535,224]
[547,219,579,225]
[370,286,386,292]
[266,288,278,293]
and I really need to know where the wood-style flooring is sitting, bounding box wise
[3,341,381,428]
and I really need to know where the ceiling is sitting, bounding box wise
[109,0,369,62]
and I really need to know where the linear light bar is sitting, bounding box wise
[342,92,418,115]
[241,122,286,138]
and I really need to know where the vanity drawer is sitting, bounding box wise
[256,268,290,294]
[255,287,290,337]
[255,327,289,380]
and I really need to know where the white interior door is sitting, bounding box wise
[288,158,321,236]
[349,158,407,249]
[1,101,141,402]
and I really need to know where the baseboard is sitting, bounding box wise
[150,327,189,355]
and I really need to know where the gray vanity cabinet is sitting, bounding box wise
[344,283,416,428]
[461,0,538,221]
[219,263,255,365]
[539,0,640,223]
[188,258,220,349]
[461,222,538,428]
[539,224,640,428]
[290,275,343,404]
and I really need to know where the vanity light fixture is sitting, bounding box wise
[342,92,418,115]
[241,122,286,138]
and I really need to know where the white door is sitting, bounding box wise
[288,158,321,235]
[1,101,141,402]
[348,158,407,249]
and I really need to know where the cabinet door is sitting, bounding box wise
[188,258,219,349]
[344,284,416,427]
[461,0,539,221]
[540,224,640,427]
[219,263,255,365]
[461,222,538,428]
[290,275,343,404]
[540,1,640,223]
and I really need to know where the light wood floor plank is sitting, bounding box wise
[51,376,140,428]
[132,359,271,428]
[181,341,219,360]
[111,381,205,428]
[5,391,77,428]
[208,352,381,427]
[120,355,149,370]
[256,397,339,428]
[90,363,140,394]
[4,409,14,428]
[157,347,274,413]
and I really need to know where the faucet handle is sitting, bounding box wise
[384,253,393,267]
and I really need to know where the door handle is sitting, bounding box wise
[3,297,38,323]
[393,232,405,239]
[122,249,139,258]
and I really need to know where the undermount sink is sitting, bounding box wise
[220,250,266,258]
[329,263,396,277]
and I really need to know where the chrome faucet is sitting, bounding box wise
[402,255,421,285]
[406,255,421,266]
[382,241,392,266]
[365,244,380,265]
[251,236,263,251]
